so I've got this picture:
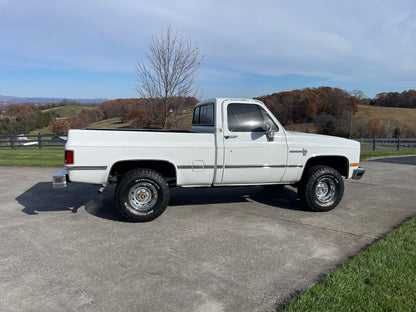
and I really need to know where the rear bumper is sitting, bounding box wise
[352,167,365,180]
[52,169,70,189]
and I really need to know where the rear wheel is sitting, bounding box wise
[298,165,344,212]
[115,169,170,222]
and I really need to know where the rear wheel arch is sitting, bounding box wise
[109,160,177,186]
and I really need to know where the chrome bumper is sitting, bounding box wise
[53,169,69,189]
[352,167,365,180]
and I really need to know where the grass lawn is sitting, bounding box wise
[0,146,415,168]
[28,127,54,135]
[280,217,416,311]
[360,149,416,160]
[0,147,64,167]
[43,105,95,118]
[89,117,131,129]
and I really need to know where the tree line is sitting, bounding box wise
[365,90,416,108]
[48,108,105,135]
[257,87,415,138]
[100,97,198,129]
[256,87,360,137]
[1,88,415,138]
[47,97,198,135]
[0,104,52,135]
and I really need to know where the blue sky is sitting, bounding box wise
[1,0,415,100]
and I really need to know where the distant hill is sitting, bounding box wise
[356,105,416,132]
[44,105,96,118]
[284,105,416,137]
[0,94,108,104]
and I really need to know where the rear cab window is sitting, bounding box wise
[193,103,214,126]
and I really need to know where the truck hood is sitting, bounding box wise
[285,131,360,149]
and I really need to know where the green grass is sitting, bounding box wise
[280,217,416,311]
[44,105,94,118]
[360,149,416,160]
[89,117,131,129]
[28,127,53,135]
[0,146,415,167]
[0,147,64,167]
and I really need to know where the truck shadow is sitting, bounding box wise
[82,186,307,222]
[169,186,307,211]
[17,183,306,222]
[17,182,125,221]
[17,182,100,215]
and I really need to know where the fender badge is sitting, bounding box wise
[290,148,308,156]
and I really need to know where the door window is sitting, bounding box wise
[227,104,278,132]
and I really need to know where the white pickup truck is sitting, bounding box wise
[53,98,365,222]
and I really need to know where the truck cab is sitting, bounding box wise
[192,98,288,185]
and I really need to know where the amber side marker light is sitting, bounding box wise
[65,150,74,165]
[350,163,359,167]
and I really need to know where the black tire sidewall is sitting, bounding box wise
[116,170,170,222]
[300,166,344,212]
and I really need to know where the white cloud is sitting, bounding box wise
[1,0,416,96]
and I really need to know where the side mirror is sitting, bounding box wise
[265,121,275,142]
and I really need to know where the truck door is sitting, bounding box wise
[221,102,288,184]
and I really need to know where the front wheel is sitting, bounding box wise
[115,169,170,222]
[298,166,344,212]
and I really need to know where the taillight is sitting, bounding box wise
[65,150,74,165]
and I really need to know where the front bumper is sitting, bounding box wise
[352,167,365,180]
[52,169,69,189]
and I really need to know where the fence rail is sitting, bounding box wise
[355,138,416,151]
[0,133,67,149]
[0,133,415,151]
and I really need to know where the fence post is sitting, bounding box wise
[38,132,42,149]
[10,134,14,149]
[397,137,401,151]
[373,137,376,151]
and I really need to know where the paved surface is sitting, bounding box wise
[0,161,415,312]
[369,155,416,165]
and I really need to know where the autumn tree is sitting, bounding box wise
[367,118,381,137]
[369,90,416,108]
[129,110,151,129]
[7,104,21,118]
[49,119,70,135]
[135,25,204,129]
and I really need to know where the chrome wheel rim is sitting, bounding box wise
[315,178,336,204]
[128,182,158,211]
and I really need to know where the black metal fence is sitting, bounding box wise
[0,133,67,149]
[355,138,416,151]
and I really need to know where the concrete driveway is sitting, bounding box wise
[1,159,415,312]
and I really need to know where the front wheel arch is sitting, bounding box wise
[303,156,349,178]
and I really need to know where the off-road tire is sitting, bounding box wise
[115,169,170,222]
[298,165,344,212]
